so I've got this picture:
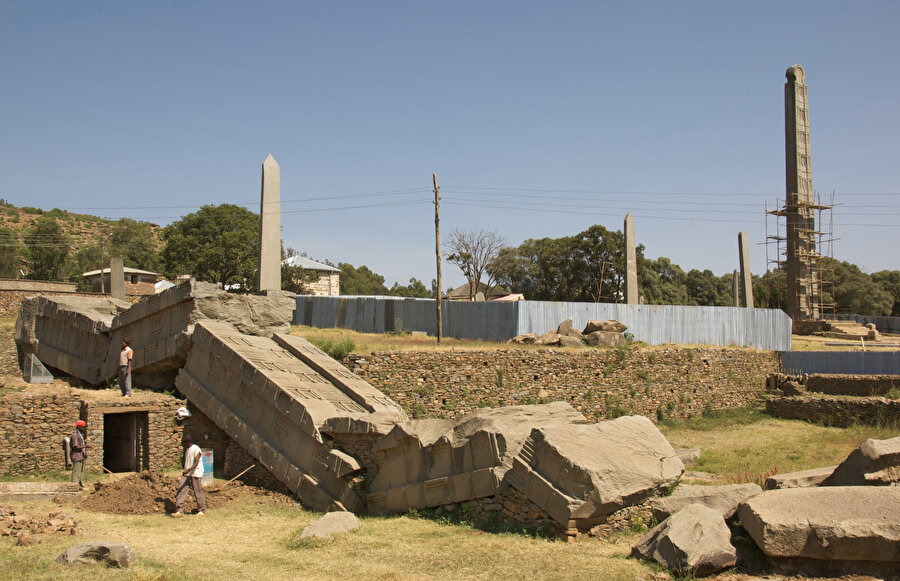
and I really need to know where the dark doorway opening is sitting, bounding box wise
[103,412,149,473]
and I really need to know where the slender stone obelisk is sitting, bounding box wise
[737,231,754,308]
[624,213,638,304]
[110,256,126,301]
[784,65,818,320]
[258,154,281,292]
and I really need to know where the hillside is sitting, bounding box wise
[0,202,163,250]
[0,201,164,278]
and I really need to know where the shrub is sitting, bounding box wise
[309,338,355,361]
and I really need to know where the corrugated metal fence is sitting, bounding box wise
[826,314,900,334]
[781,351,900,375]
[294,296,792,350]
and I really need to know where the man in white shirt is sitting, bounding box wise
[118,338,134,397]
[172,435,207,517]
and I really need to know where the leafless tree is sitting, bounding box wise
[445,228,507,300]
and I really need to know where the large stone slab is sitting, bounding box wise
[505,415,684,529]
[650,483,762,521]
[105,280,296,387]
[822,436,900,486]
[632,503,736,576]
[175,321,402,513]
[367,402,586,515]
[738,487,900,562]
[15,295,129,384]
[764,466,835,490]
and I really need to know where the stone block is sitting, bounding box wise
[632,504,736,576]
[764,466,835,489]
[738,487,900,562]
[822,436,900,486]
[650,483,762,520]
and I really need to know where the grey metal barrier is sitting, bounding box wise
[780,351,900,375]
[294,296,792,350]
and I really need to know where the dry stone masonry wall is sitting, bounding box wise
[349,348,778,422]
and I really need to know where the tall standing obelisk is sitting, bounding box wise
[258,154,282,292]
[784,65,818,321]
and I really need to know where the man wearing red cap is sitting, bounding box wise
[70,420,88,490]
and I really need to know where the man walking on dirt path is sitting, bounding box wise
[172,436,206,517]
[118,338,133,397]
[69,420,88,490]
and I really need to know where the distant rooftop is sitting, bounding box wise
[282,256,340,272]
[82,267,161,277]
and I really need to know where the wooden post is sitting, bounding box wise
[434,173,442,343]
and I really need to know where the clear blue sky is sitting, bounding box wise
[2,1,898,290]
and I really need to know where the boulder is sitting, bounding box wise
[737,487,900,562]
[558,335,583,348]
[56,541,135,568]
[632,503,737,576]
[675,448,701,467]
[584,331,625,347]
[822,436,900,486]
[556,318,574,336]
[583,319,627,334]
[565,328,584,339]
[650,483,762,521]
[534,333,561,346]
[299,511,361,539]
[764,466,835,490]
[505,415,684,528]
[508,333,538,345]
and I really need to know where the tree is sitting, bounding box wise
[872,270,900,316]
[685,269,732,306]
[388,277,432,298]
[639,257,689,305]
[109,218,162,272]
[161,204,259,289]
[827,259,892,316]
[446,228,506,300]
[281,263,318,294]
[338,263,389,295]
[25,216,70,280]
[0,228,22,278]
[495,224,635,302]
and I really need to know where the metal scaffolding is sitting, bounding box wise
[765,191,836,320]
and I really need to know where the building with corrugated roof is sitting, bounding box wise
[282,256,340,296]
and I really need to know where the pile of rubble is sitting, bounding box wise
[0,506,78,546]
[631,435,900,577]
[509,318,628,347]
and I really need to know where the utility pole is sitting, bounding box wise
[434,173,442,343]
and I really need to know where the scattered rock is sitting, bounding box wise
[508,333,537,345]
[583,319,627,334]
[584,331,625,347]
[556,318,574,336]
[632,503,736,576]
[674,448,701,467]
[56,541,135,568]
[558,335,583,348]
[764,465,835,490]
[650,483,762,521]
[822,436,900,486]
[299,511,361,539]
[738,486,900,562]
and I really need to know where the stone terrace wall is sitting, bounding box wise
[0,388,185,476]
[349,347,779,422]
[766,395,900,428]
[0,390,82,474]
